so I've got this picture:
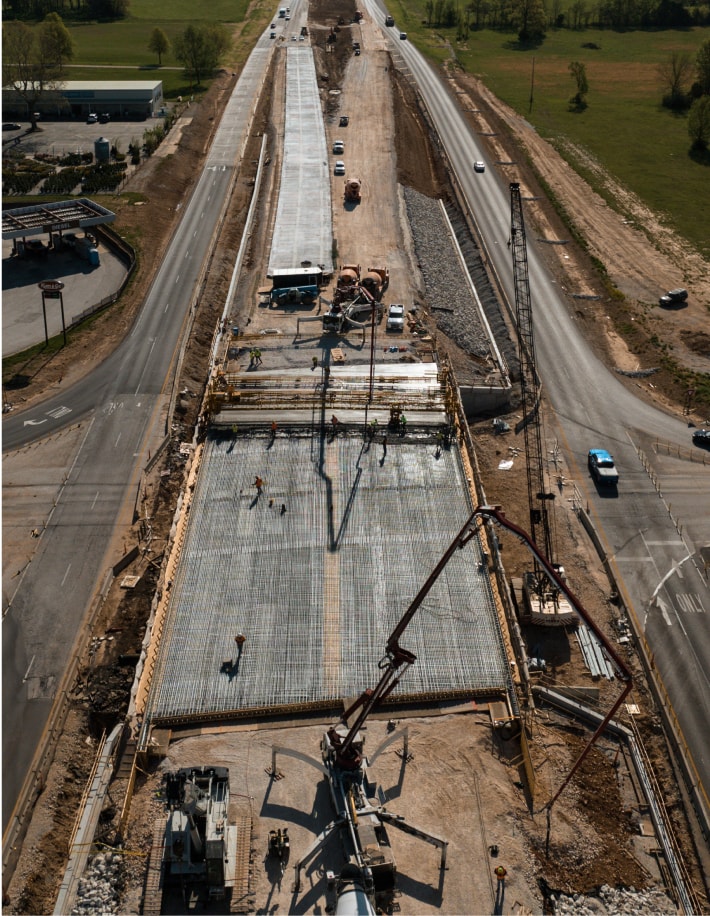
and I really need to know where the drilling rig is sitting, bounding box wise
[509,182,575,626]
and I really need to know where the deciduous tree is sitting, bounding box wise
[696,39,710,96]
[148,27,169,66]
[568,60,588,109]
[174,24,231,88]
[39,13,74,74]
[657,50,692,109]
[2,20,64,130]
[514,0,546,41]
[688,95,710,150]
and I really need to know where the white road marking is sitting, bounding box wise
[22,656,36,683]
[677,593,706,614]
[655,593,673,626]
[47,406,71,419]
[91,491,99,510]
[115,433,121,447]
[23,418,47,427]
[61,564,72,587]
[134,339,157,396]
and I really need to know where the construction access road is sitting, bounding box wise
[371,0,710,814]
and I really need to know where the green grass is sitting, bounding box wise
[58,0,275,84]
[390,8,710,258]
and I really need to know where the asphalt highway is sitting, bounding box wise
[376,2,710,807]
[2,40,275,830]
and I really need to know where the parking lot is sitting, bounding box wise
[2,114,166,161]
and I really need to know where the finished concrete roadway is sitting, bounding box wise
[372,1,710,811]
[2,38,275,830]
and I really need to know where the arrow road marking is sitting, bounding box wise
[23,418,47,427]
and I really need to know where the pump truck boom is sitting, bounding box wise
[273,505,631,912]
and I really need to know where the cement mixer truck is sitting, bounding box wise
[361,266,389,301]
[344,177,361,203]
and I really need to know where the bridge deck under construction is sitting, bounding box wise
[142,424,511,727]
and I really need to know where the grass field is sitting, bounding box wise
[388,5,710,256]
[24,0,710,256]
[64,0,272,75]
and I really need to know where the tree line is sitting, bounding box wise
[3,0,129,22]
[2,13,232,129]
[424,0,709,38]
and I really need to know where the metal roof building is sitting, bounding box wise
[267,49,334,276]
[2,80,163,119]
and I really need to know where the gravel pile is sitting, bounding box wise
[404,186,518,379]
[552,884,676,915]
[72,851,124,915]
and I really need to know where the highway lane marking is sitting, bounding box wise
[23,418,47,427]
[47,406,71,419]
[60,564,72,587]
[91,492,99,510]
[164,301,170,313]
[115,432,122,447]
[22,656,35,683]
[677,593,706,614]
[134,339,157,396]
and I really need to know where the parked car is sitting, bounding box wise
[339,115,349,127]
[98,112,110,123]
[473,161,485,172]
[333,140,344,154]
[86,113,98,124]
[2,122,21,131]
[334,160,346,176]
[588,448,619,486]
[692,429,710,448]
[270,30,276,37]
[386,303,405,331]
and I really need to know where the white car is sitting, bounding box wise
[334,160,345,176]
[332,140,344,154]
[473,161,485,172]
[386,304,405,331]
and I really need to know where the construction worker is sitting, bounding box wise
[254,475,264,494]
[271,420,278,438]
[312,355,318,370]
[494,865,507,883]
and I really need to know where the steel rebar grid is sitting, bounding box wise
[145,432,510,723]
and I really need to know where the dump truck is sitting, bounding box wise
[344,177,361,202]
[300,25,308,35]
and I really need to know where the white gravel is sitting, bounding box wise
[72,851,124,915]
[552,883,677,915]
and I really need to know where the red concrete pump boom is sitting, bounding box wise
[328,505,632,810]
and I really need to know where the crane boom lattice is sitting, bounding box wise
[510,182,555,566]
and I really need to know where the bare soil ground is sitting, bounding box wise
[4,1,710,913]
